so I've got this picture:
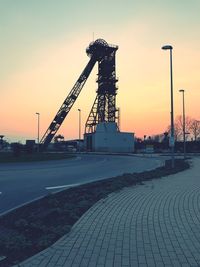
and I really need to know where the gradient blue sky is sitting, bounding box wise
[1,0,200,142]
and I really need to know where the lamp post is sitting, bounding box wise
[162,45,175,168]
[78,109,81,151]
[179,89,186,159]
[35,112,40,152]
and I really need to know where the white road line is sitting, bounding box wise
[0,256,6,261]
[45,183,80,190]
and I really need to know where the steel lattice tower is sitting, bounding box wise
[85,39,118,133]
[40,39,118,149]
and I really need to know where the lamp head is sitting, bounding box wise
[78,109,81,111]
[179,89,185,93]
[162,45,173,50]
[36,112,40,115]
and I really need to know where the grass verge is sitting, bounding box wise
[0,152,75,163]
[0,159,190,267]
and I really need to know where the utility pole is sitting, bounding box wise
[162,45,175,168]
[36,112,40,152]
[179,89,186,159]
[78,109,81,151]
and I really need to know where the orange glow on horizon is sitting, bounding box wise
[1,18,200,143]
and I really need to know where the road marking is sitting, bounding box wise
[0,256,6,261]
[45,183,80,190]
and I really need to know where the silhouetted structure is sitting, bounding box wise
[85,39,118,133]
[40,39,119,149]
[0,135,4,150]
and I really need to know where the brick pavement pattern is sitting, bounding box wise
[15,158,200,267]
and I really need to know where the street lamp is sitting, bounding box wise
[162,44,175,168]
[78,109,81,151]
[179,89,186,159]
[35,112,40,152]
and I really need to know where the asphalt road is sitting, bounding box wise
[0,154,163,214]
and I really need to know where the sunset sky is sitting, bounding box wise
[0,0,200,143]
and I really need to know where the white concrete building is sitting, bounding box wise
[84,122,134,153]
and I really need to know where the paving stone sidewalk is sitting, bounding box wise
[15,157,200,267]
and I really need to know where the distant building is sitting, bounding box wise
[84,122,134,153]
[25,140,36,153]
[0,135,4,150]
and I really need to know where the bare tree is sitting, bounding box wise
[176,115,193,140]
[166,122,180,141]
[190,120,200,141]
[167,115,192,141]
